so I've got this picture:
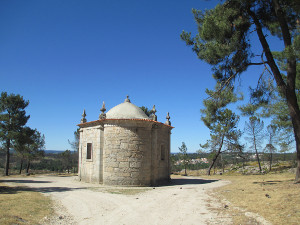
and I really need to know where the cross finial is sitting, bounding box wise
[99,101,106,120]
[149,105,157,121]
[81,109,87,123]
[101,101,106,113]
[165,112,171,125]
[125,95,131,103]
[151,105,157,114]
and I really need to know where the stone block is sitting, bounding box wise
[120,142,129,149]
[118,157,129,162]
[104,167,114,172]
[130,161,141,168]
[107,161,119,168]
[119,162,129,168]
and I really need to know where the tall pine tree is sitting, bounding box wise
[200,85,242,175]
[181,0,300,182]
[0,92,30,175]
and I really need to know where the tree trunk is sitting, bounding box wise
[19,158,23,174]
[207,154,218,175]
[207,137,224,175]
[255,148,262,173]
[269,151,273,172]
[253,134,262,172]
[250,3,300,182]
[296,151,300,183]
[26,160,30,174]
[5,139,10,176]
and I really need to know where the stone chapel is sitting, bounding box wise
[77,96,173,186]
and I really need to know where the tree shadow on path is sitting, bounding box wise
[0,184,87,194]
[0,178,87,194]
[158,177,220,187]
[0,179,52,184]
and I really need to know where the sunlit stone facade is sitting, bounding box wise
[78,96,173,186]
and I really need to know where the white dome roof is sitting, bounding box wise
[106,97,149,120]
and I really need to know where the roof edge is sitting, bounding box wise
[77,118,174,129]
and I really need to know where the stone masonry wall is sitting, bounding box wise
[103,124,152,186]
[79,126,103,183]
[157,127,170,181]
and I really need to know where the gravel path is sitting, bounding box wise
[2,175,233,225]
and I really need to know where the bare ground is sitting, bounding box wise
[2,175,235,225]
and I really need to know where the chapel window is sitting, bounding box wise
[87,143,92,160]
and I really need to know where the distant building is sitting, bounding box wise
[175,158,208,165]
[77,96,173,186]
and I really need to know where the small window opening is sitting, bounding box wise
[161,145,165,160]
[87,143,92,159]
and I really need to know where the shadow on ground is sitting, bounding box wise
[0,179,52,184]
[253,180,284,185]
[158,177,219,186]
[0,185,86,194]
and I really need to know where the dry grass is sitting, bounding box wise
[201,172,300,225]
[0,181,53,225]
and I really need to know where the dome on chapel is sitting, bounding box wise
[106,96,149,120]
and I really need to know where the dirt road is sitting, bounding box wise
[3,175,232,225]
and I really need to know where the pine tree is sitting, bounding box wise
[244,116,265,172]
[68,128,79,173]
[181,0,300,182]
[265,124,278,171]
[0,92,30,175]
[178,142,189,176]
[24,129,45,174]
[13,127,35,174]
[200,85,242,175]
[139,106,152,117]
[61,150,72,173]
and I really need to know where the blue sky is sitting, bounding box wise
[0,0,283,152]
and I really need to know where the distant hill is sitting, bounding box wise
[44,150,65,154]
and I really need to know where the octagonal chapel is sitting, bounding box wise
[77,96,173,186]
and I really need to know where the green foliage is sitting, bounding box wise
[0,92,30,175]
[239,59,299,137]
[181,0,300,181]
[178,142,189,175]
[139,106,152,117]
[201,84,242,153]
[181,1,252,84]
[200,83,243,175]
[244,116,265,149]
[0,92,30,142]
[14,127,35,153]
[68,129,79,173]
[22,129,45,173]
[279,141,292,156]
[201,85,241,129]
[27,130,45,159]
[171,161,209,173]
[13,127,35,173]
[181,0,299,86]
[68,128,79,152]
[244,116,265,172]
[171,152,209,173]
[265,143,276,154]
[265,124,278,155]
[61,150,72,173]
